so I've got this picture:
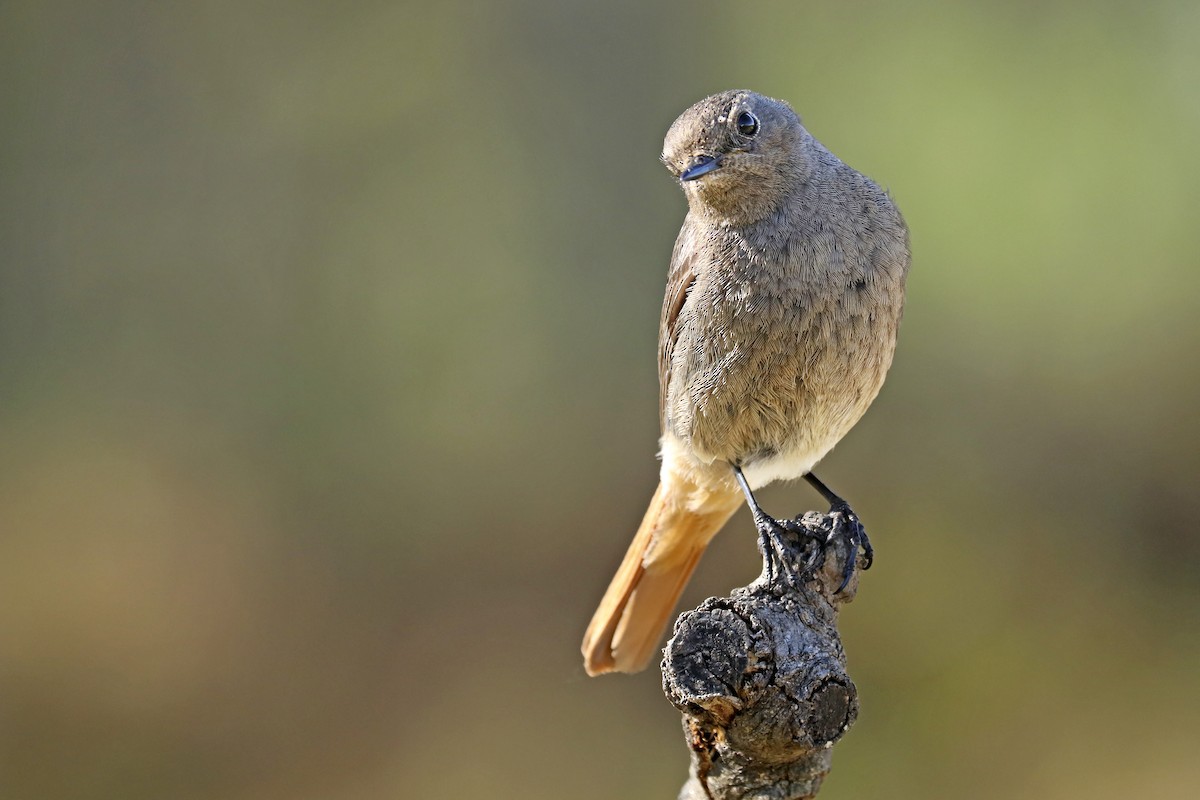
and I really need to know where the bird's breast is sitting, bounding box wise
[665,228,904,476]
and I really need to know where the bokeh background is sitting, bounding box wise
[2,1,1198,798]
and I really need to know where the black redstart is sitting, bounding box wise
[582,90,911,676]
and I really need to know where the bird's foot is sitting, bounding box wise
[752,510,796,586]
[752,510,823,587]
[819,501,873,594]
[753,504,872,594]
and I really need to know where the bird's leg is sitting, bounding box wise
[732,465,808,585]
[803,472,874,592]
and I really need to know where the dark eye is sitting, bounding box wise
[736,111,759,137]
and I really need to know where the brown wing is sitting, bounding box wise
[658,223,699,431]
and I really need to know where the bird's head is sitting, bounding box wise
[662,90,809,223]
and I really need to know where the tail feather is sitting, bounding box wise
[582,483,738,676]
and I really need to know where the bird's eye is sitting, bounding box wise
[736,111,759,137]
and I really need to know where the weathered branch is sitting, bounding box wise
[662,512,864,800]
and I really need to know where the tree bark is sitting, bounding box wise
[662,511,864,800]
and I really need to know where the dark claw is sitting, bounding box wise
[752,504,872,594]
[827,502,872,594]
[753,511,789,584]
[752,512,827,588]
[739,466,874,593]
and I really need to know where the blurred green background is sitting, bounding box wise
[2,1,1198,798]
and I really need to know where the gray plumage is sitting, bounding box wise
[658,89,909,497]
[583,90,909,676]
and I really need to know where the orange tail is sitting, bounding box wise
[582,482,739,676]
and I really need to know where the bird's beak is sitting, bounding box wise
[680,154,722,182]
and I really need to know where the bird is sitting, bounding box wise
[581,90,910,676]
